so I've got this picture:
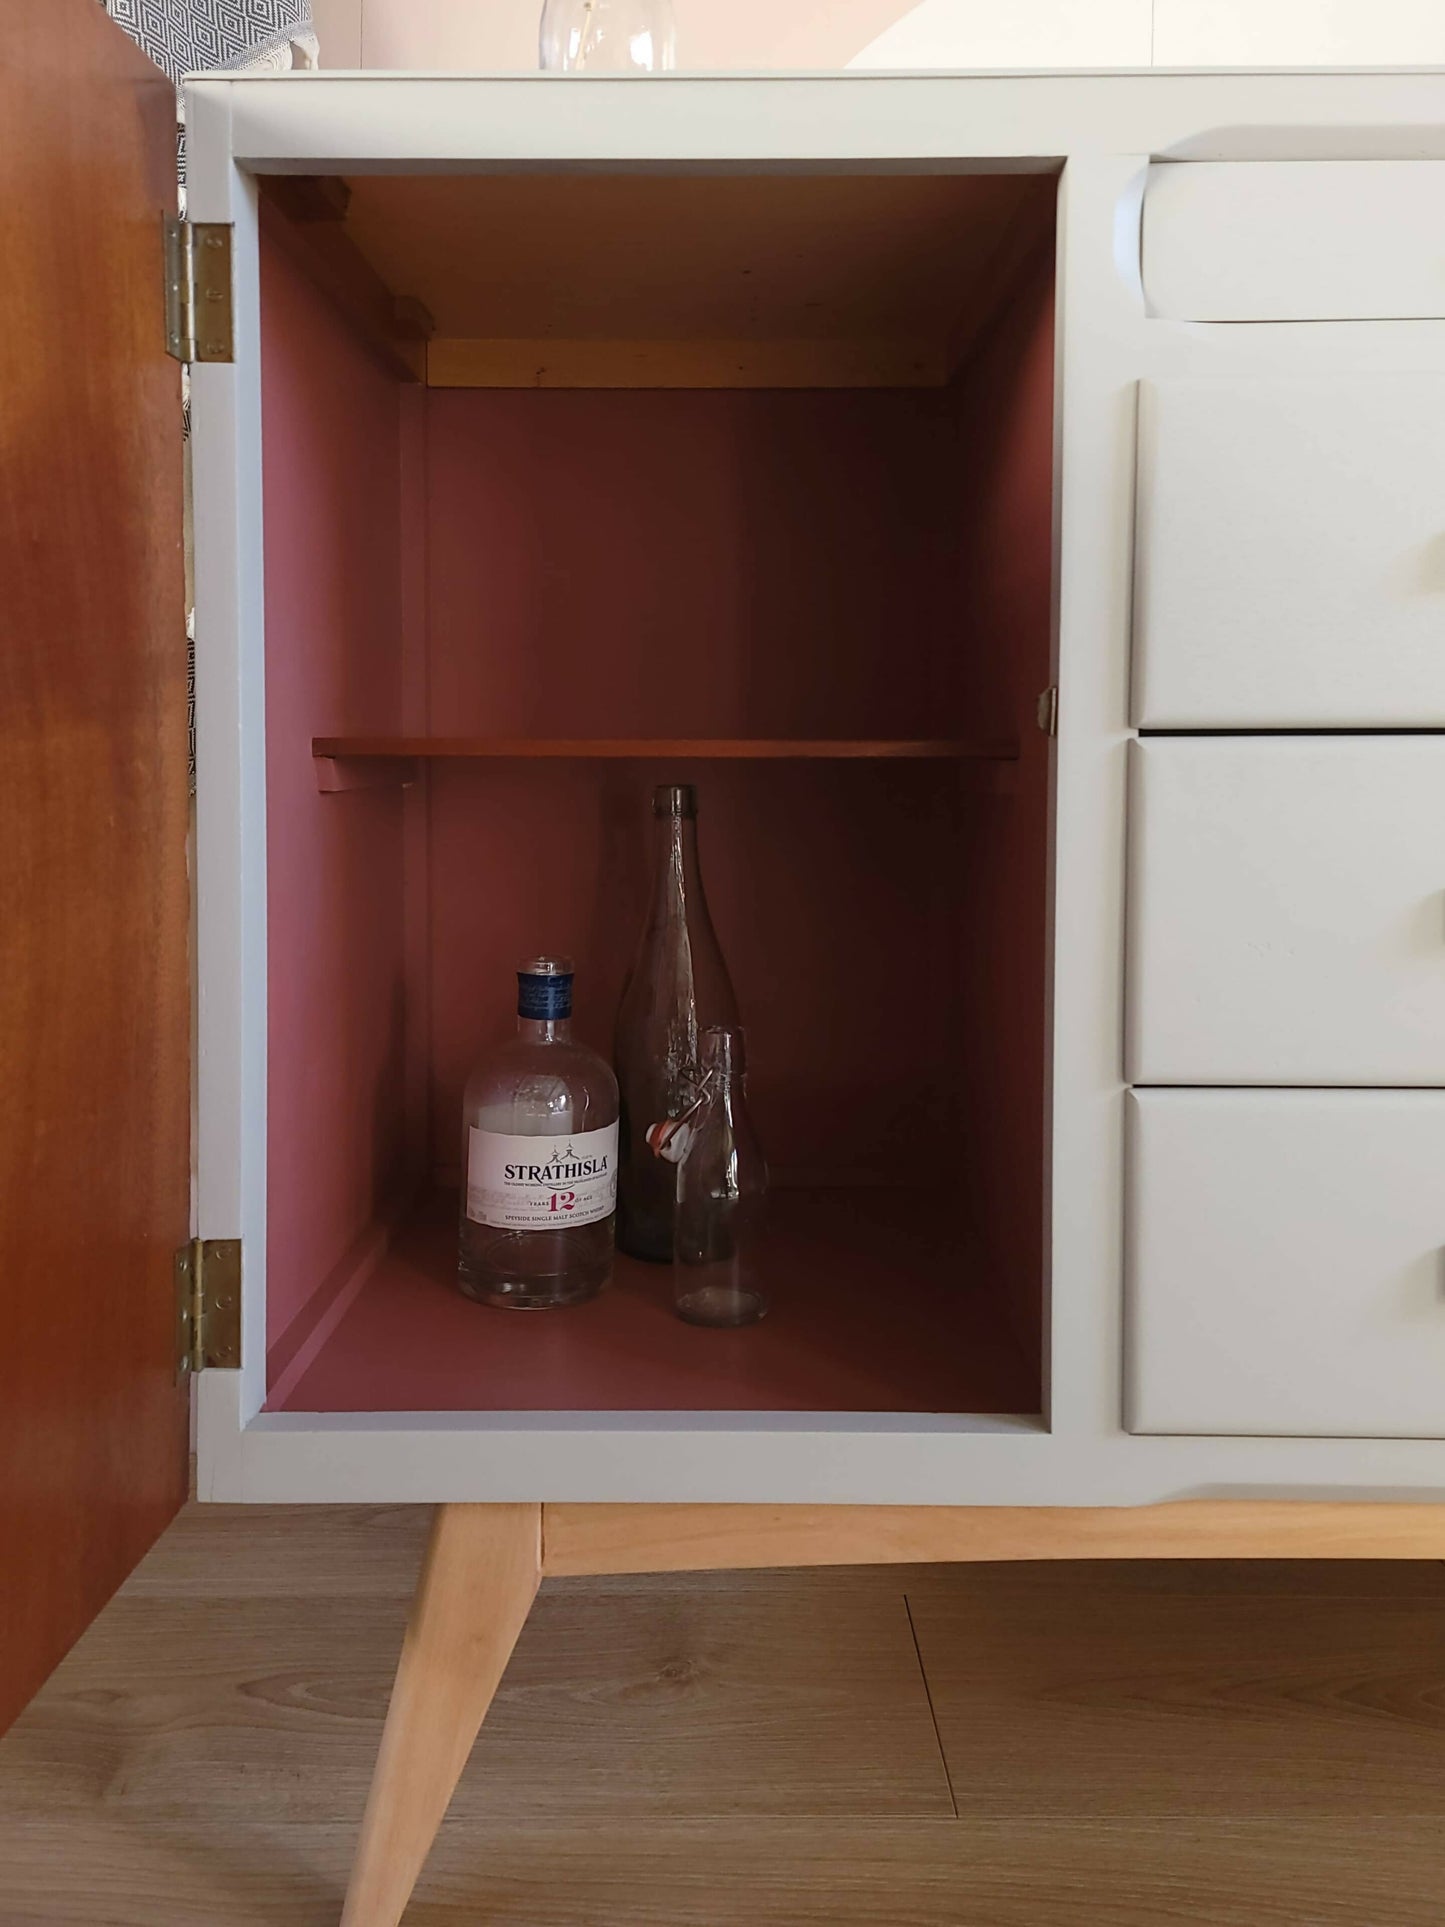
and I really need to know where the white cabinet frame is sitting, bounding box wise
[188,70,1445,1504]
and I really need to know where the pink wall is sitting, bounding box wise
[261,231,410,1376]
[350,0,920,71]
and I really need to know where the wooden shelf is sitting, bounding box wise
[314,735,1016,763]
[267,1188,1039,1418]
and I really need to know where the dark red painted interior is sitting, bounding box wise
[426,757,976,1195]
[947,245,1056,1369]
[261,235,411,1362]
[259,180,1056,1419]
[280,1189,1037,1415]
[426,385,987,740]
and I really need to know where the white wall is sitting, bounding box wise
[856,0,1445,67]
[308,0,1445,70]
[1152,0,1445,65]
[312,0,923,70]
[852,0,1151,70]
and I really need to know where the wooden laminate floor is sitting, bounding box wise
[1,1506,1443,1925]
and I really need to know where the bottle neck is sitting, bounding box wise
[517,1013,571,1046]
[649,810,701,928]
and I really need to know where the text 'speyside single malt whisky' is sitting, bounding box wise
[459,958,619,1309]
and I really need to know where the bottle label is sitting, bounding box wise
[466,1122,618,1230]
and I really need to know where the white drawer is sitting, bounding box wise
[1133,376,1445,728]
[1127,738,1445,1085]
[1127,1089,1445,1438]
[1142,160,1445,321]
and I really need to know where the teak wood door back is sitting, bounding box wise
[0,0,190,1732]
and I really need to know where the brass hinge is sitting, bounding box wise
[164,217,234,364]
[175,1238,243,1379]
[1036,684,1059,738]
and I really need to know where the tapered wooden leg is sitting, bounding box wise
[340,1502,542,1927]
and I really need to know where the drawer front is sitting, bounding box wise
[1142,160,1445,321]
[1127,1089,1445,1438]
[1133,376,1445,728]
[1127,738,1445,1085]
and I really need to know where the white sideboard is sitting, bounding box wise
[180,71,1445,1507]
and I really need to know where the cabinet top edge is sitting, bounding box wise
[184,71,1445,178]
[181,70,1445,181]
[184,67,1445,85]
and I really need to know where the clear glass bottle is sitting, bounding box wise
[656,1026,768,1328]
[459,957,618,1309]
[539,0,677,72]
[615,784,739,1262]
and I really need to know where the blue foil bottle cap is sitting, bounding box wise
[517,955,574,1022]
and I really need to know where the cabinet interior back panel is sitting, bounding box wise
[417,375,993,1195]
[421,384,977,740]
[426,758,966,1188]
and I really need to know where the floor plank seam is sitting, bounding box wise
[903,1593,958,1821]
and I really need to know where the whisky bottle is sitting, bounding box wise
[459,957,618,1308]
[614,784,739,1261]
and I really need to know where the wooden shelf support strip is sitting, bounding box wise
[539,1500,1445,1577]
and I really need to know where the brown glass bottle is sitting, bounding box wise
[614,784,739,1261]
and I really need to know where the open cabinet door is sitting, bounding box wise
[0,0,190,1732]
